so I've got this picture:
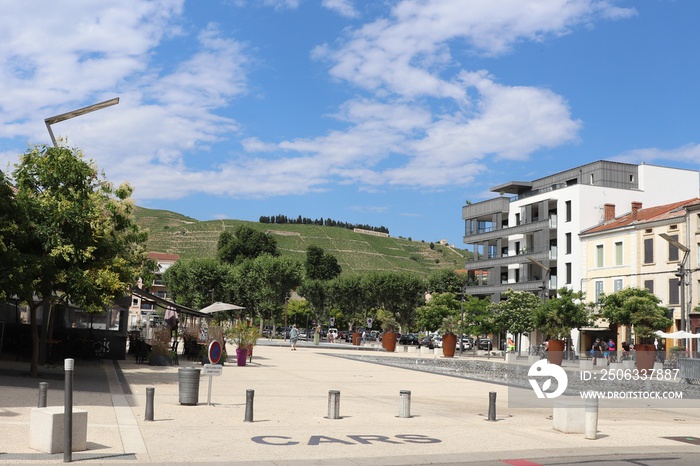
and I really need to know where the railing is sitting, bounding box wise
[678,358,700,383]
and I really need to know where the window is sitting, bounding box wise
[644,280,654,294]
[614,279,623,292]
[565,201,572,222]
[643,238,654,264]
[566,233,572,254]
[596,245,604,267]
[667,234,679,262]
[595,281,604,302]
[615,241,623,266]
[669,278,680,305]
[565,263,572,285]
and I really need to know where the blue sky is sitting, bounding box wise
[2,0,700,248]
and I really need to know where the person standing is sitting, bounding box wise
[607,339,616,362]
[592,338,603,365]
[290,325,299,351]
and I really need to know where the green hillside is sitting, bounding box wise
[133,206,469,276]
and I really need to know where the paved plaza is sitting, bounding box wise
[1,341,699,465]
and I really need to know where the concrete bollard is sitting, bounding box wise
[38,382,48,408]
[145,387,155,421]
[245,389,254,422]
[399,390,411,418]
[585,398,599,440]
[327,390,341,419]
[488,391,496,421]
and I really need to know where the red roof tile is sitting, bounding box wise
[581,198,700,235]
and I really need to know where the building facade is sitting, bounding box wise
[462,161,699,353]
[580,198,700,353]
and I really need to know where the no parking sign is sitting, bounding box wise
[367,318,373,328]
[208,340,222,364]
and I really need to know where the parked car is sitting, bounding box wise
[399,333,419,345]
[418,336,434,349]
[477,338,493,350]
[328,328,338,341]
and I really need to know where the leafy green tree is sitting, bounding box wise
[305,245,341,280]
[9,144,149,376]
[415,292,460,332]
[297,278,329,321]
[234,255,303,329]
[491,289,540,353]
[0,171,24,301]
[460,295,493,338]
[163,258,233,309]
[217,225,278,265]
[599,287,672,343]
[327,274,370,331]
[535,288,589,340]
[426,269,467,294]
[365,271,425,331]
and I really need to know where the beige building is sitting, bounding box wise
[580,198,700,353]
[128,252,180,329]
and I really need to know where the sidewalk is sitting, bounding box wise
[1,342,699,464]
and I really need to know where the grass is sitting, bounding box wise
[134,206,469,276]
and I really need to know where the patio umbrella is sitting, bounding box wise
[199,301,245,315]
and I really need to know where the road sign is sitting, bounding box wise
[367,318,373,328]
[330,317,335,326]
[208,340,222,364]
[203,364,223,376]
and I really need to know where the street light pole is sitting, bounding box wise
[44,97,119,147]
[659,233,690,353]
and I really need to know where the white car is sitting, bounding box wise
[328,328,338,340]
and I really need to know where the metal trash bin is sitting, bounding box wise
[178,367,201,405]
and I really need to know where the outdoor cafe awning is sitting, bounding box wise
[655,330,700,339]
[130,287,207,318]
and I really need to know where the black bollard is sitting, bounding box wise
[64,358,74,463]
[244,389,254,422]
[38,382,48,408]
[487,391,496,421]
[145,387,155,421]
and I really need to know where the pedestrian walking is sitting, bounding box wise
[290,325,299,350]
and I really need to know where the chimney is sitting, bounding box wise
[604,204,616,222]
[631,202,642,219]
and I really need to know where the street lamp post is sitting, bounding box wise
[44,97,119,147]
[659,233,690,349]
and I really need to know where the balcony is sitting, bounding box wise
[464,217,554,243]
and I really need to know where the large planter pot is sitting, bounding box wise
[442,334,457,358]
[382,332,397,352]
[547,339,565,366]
[636,343,656,375]
[236,348,248,366]
[352,332,362,346]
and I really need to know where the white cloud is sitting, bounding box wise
[322,0,359,18]
[0,0,638,203]
[612,144,700,165]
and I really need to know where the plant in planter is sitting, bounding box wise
[226,321,261,366]
[600,287,671,374]
[381,316,399,352]
[534,288,590,366]
[440,315,459,358]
